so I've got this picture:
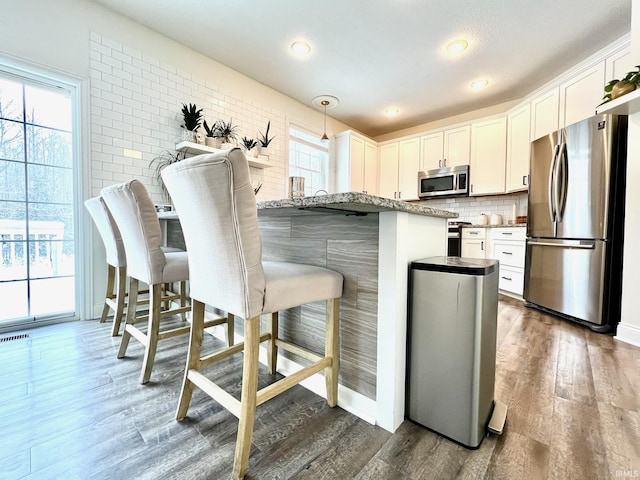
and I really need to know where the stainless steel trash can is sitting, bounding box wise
[406,256,499,448]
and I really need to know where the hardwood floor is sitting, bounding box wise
[1,296,639,479]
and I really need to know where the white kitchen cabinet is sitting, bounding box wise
[470,117,507,196]
[461,227,487,258]
[490,227,526,297]
[506,103,531,192]
[398,138,420,200]
[559,61,605,127]
[443,125,471,167]
[378,140,419,200]
[420,131,444,171]
[335,130,378,195]
[378,142,399,199]
[530,86,559,141]
[605,45,634,83]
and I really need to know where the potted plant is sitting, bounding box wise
[241,136,258,157]
[257,120,275,154]
[180,103,203,142]
[149,149,187,201]
[203,120,221,148]
[598,65,640,106]
[217,118,239,149]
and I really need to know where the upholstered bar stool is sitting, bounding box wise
[162,149,343,480]
[84,196,129,336]
[101,179,232,384]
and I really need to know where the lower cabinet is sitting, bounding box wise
[490,227,526,296]
[461,227,488,258]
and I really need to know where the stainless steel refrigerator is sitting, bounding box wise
[524,113,627,332]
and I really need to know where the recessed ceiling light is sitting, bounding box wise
[290,41,311,56]
[470,79,489,90]
[447,40,468,54]
[385,107,400,117]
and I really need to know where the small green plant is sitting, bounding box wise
[242,136,258,150]
[150,149,187,200]
[181,103,203,131]
[203,119,220,138]
[258,120,275,148]
[217,119,239,143]
[598,66,640,106]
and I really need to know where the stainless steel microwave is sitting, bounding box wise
[418,165,470,198]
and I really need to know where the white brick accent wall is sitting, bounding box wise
[89,32,285,203]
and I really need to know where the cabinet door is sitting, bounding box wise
[378,143,399,199]
[420,132,444,171]
[350,136,365,192]
[506,104,531,192]
[398,138,420,200]
[470,117,507,196]
[443,126,471,167]
[560,61,605,127]
[363,142,378,195]
[530,87,559,141]
[605,45,633,84]
[462,239,486,258]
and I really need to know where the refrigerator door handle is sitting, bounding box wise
[556,142,568,222]
[527,239,596,249]
[548,144,560,223]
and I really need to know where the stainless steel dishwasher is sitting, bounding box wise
[406,256,502,449]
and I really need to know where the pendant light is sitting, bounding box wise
[312,95,339,142]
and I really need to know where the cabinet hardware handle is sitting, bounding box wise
[444,159,447,167]
[439,160,442,168]
[523,175,527,186]
[470,184,473,193]
[501,276,512,281]
[363,190,367,194]
[502,251,513,255]
[502,232,513,235]
[481,241,484,250]
[470,232,478,235]
[394,192,397,199]
[398,191,401,198]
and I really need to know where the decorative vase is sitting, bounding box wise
[257,145,270,156]
[205,136,221,148]
[181,130,196,142]
[611,80,637,100]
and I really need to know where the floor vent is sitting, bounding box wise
[0,333,30,343]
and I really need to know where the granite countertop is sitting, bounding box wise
[256,192,457,218]
[158,192,458,220]
[463,223,527,228]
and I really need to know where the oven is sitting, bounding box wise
[447,221,471,256]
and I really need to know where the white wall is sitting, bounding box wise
[617,2,640,346]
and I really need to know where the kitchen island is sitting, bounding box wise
[161,192,456,432]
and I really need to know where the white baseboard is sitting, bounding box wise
[615,322,640,348]
[205,325,377,425]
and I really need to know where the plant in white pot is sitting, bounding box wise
[203,120,221,148]
[217,119,239,149]
[257,120,275,154]
[180,103,203,142]
[241,136,258,157]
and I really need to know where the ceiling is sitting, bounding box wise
[89,0,632,137]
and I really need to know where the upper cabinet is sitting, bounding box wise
[378,143,399,200]
[559,61,605,127]
[470,117,507,196]
[530,86,559,141]
[398,138,420,201]
[605,45,633,83]
[420,131,444,171]
[506,104,531,193]
[335,130,378,195]
[443,126,471,167]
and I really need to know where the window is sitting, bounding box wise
[288,125,329,196]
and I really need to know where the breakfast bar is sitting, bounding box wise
[162,192,456,432]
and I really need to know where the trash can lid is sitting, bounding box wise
[411,256,498,276]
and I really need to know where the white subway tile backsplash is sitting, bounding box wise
[423,193,528,223]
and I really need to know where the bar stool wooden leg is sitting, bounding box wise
[176,300,205,420]
[226,313,235,347]
[232,317,260,480]
[267,312,278,374]
[100,265,116,323]
[140,283,162,384]
[325,298,340,408]
[118,277,139,359]
[111,266,127,336]
[179,280,187,322]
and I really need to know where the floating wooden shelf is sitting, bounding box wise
[175,141,272,169]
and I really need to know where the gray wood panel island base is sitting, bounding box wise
[163,192,455,432]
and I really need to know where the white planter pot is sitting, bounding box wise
[205,137,221,148]
[181,130,196,142]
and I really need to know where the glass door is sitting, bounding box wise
[0,71,76,326]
